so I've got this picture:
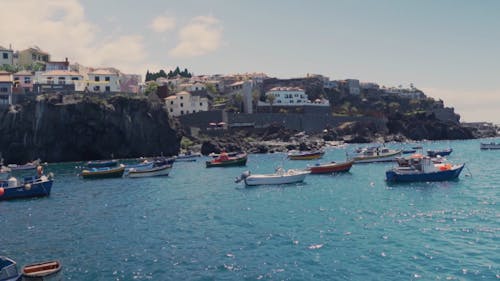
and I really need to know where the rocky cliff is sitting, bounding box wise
[0,94,180,163]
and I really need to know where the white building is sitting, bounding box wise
[0,46,14,66]
[165,91,208,116]
[260,87,329,107]
[39,70,83,85]
[177,82,206,92]
[75,69,120,93]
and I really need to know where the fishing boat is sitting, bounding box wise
[208,151,239,158]
[0,256,21,281]
[80,165,125,179]
[22,260,61,280]
[235,168,310,186]
[7,159,40,171]
[206,153,247,168]
[127,164,172,178]
[288,150,325,160]
[426,148,453,157]
[175,152,202,162]
[480,142,500,150]
[348,147,402,163]
[0,174,54,201]
[386,156,464,183]
[86,159,118,168]
[307,160,354,174]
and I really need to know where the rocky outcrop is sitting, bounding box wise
[0,94,181,163]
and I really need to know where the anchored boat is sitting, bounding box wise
[386,156,464,183]
[236,168,310,186]
[206,153,247,168]
[307,160,354,174]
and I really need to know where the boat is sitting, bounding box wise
[386,156,465,183]
[0,174,54,201]
[480,142,500,150]
[307,160,354,174]
[7,159,40,171]
[208,151,239,158]
[396,153,445,167]
[402,149,417,154]
[206,153,247,168]
[86,159,118,168]
[80,165,125,179]
[426,148,453,157]
[127,164,172,178]
[22,260,61,280]
[0,166,11,180]
[287,150,325,160]
[0,256,21,281]
[175,152,202,162]
[348,147,402,163]
[235,168,310,186]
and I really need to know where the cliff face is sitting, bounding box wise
[0,94,181,163]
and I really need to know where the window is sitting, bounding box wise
[170,101,173,105]
[71,77,79,81]
[94,86,100,91]
[24,77,31,84]
[105,77,110,82]
[277,100,282,104]
[0,87,8,92]
[180,110,184,115]
[32,54,36,60]
[180,103,183,107]
[180,96,183,99]
[294,94,298,97]
[169,108,173,112]
[58,77,66,85]
[105,86,110,92]
[95,76,100,82]
[2,53,7,59]
[47,77,53,84]
[193,110,196,113]
[199,102,203,106]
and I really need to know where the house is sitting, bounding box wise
[46,58,70,71]
[18,47,50,67]
[0,45,14,66]
[0,71,13,107]
[165,91,208,116]
[13,70,34,93]
[76,69,120,93]
[261,87,329,106]
[177,82,206,92]
[34,70,83,94]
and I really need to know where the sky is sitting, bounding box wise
[1,0,499,123]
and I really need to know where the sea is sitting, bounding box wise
[1,138,498,281]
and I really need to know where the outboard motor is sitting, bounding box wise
[235,171,251,183]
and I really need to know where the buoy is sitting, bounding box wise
[0,187,4,196]
[24,183,32,190]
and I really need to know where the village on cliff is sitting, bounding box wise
[0,45,498,157]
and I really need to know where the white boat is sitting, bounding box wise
[127,164,171,178]
[480,142,500,150]
[236,168,310,186]
[348,147,402,163]
[175,152,202,162]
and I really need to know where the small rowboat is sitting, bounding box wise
[426,148,453,157]
[127,164,171,178]
[80,165,125,179]
[86,159,118,168]
[307,160,354,174]
[22,260,62,280]
[288,150,325,160]
[206,153,247,168]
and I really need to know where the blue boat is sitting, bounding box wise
[0,175,54,201]
[86,159,118,168]
[427,148,453,157]
[0,256,21,281]
[386,157,464,183]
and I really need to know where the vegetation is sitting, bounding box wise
[144,82,158,96]
[145,66,192,81]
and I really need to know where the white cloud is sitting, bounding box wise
[150,15,176,33]
[169,16,223,58]
[0,0,147,74]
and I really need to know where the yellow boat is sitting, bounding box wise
[80,165,125,179]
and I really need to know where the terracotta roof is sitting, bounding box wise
[0,73,12,82]
[42,70,82,76]
[14,70,33,76]
[22,47,49,55]
[89,69,118,75]
[165,96,177,100]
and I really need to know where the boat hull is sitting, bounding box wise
[288,151,324,160]
[0,179,53,201]
[81,166,125,179]
[386,164,465,182]
[244,171,309,186]
[206,156,247,168]
[127,165,171,178]
[308,161,353,174]
[480,143,500,150]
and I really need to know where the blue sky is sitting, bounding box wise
[2,0,499,123]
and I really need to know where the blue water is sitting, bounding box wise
[1,139,499,280]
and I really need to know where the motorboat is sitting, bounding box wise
[0,174,54,201]
[386,156,464,183]
[480,142,500,150]
[0,256,21,281]
[80,165,125,179]
[206,153,247,168]
[348,147,402,163]
[127,164,171,178]
[235,168,310,186]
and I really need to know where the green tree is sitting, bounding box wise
[206,83,217,94]
[144,82,158,96]
[233,93,243,112]
[266,93,276,113]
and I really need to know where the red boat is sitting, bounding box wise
[307,160,354,174]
